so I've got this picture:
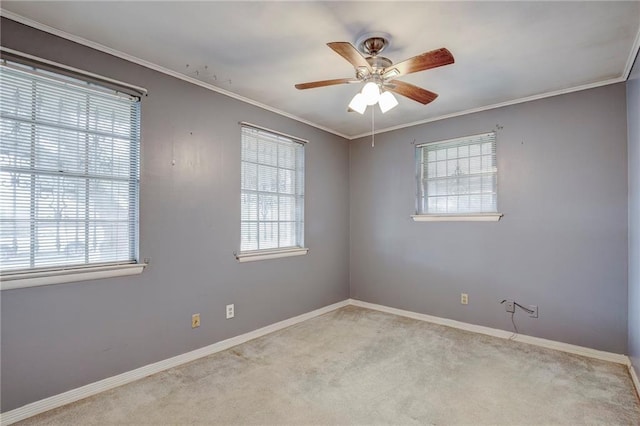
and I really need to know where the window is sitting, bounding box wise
[238,124,306,261]
[415,132,501,221]
[0,61,141,278]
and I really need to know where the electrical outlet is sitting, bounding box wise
[528,305,538,318]
[505,300,515,313]
[226,304,234,319]
[461,293,468,305]
[191,313,201,328]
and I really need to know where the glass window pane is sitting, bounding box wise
[469,156,482,174]
[447,196,458,213]
[279,196,295,221]
[0,220,30,271]
[258,194,278,221]
[279,168,294,194]
[242,136,258,163]
[34,223,86,268]
[418,133,496,214]
[258,222,278,250]
[278,145,296,170]
[0,64,139,272]
[241,222,258,252]
[257,165,278,192]
[469,176,482,193]
[241,162,257,191]
[427,181,437,197]
[447,160,457,176]
[279,222,295,247]
[241,193,258,221]
[257,141,278,166]
[482,175,495,193]
[426,163,436,178]
[458,158,469,174]
[240,126,304,253]
[427,197,437,212]
[482,155,492,172]
[458,195,470,213]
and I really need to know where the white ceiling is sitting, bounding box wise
[2,1,639,139]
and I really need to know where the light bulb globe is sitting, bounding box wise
[362,82,380,106]
[378,91,399,113]
[348,93,367,114]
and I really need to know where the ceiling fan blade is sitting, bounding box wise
[386,80,438,105]
[327,42,372,72]
[385,48,454,78]
[295,78,357,90]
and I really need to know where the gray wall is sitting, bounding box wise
[0,19,350,412]
[1,16,634,415]
[350,83,629,353]
[628,53,640,380]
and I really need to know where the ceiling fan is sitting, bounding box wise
[295,34,454,114]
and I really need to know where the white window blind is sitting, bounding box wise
[240,125,304,253]
[417,132,497,214]
[0,62,140,274]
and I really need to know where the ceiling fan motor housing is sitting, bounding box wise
[367,56,392,71]
[356,32,392,56]
[362,37,387,56]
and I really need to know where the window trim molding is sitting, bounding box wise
[411,213,503,222]
[0,263,146,290]
[235,247,309,263]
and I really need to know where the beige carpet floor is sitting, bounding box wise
[16,306,640,425]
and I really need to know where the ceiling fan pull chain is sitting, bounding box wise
[371,105,375,148]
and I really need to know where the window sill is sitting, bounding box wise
[411,213,503,222]
[0,263,146,291]
[235,248,309,263]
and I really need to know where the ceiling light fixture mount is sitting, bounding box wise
[356,32,392,56]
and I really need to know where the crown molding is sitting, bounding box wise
[349,76,625,140]
[1,8,638,141]
[624,24,640,80]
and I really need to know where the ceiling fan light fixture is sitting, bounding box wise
[361,81,380,105]
[348,93,367,114]
[378,91,399,113]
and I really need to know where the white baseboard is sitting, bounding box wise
[1,298,633,425]
[0,299,349,426]
[348,299,630,366]
[630,363,640,400]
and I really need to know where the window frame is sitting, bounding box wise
[412,132,503,222]
[0,56,146,290]
[236,122,308,263]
